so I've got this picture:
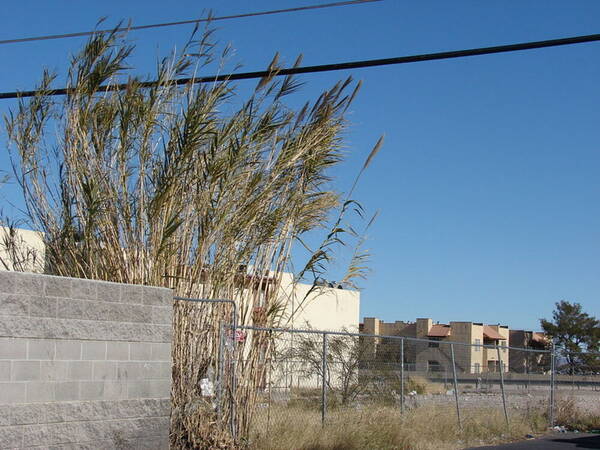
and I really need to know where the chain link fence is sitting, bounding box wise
[215,324,600,443]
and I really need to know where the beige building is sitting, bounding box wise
[280,273,360,332]
[0,226,45,272]
[361,317,509,374]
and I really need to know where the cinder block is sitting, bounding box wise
[0,425,23,448]
[0,271,16,293]
[56,341,81,360]
[68,361,92,380]
[56,298,98,321]
[107,342,129,360]
[118,361,162,380]
[121,285,143,304]
[14,272,43,295]
[140,362,163,379]
[0,382,26,403]
[40,361,69,381]
[152,306,172,325]
[0,293,29,316]
[29,295,57,318]
[104,381,127,400]
[142,398,171,418]
[98,283,121,303]
[131,417,169,438]
[93,361,117,380]
[111,398,164,419]
[117,362,140,381]
[57,298,132,323]
[132,436,170,450]
[12,361,41,381]
[0,361,10,381]
[3,316,171,343]
[124,304,153,323]
[21,423,61,447]
[127,379,170,399]
[10,403,45,425]
[0,405,9,425]
[28,339,56,359]
[45,400,96,423]
[130,342,152,361]
[26,381,55,402]
[142,287,171,306]
[124,416,169,439]
[79,381,104,400]
[151,343,171,361]
[159,362,172,379]
[0,338,27,359]
[110,303,144,322]
[55,381,80,401]
[71,279,98,300]
[44,276,72,298]
[82,341,106,360]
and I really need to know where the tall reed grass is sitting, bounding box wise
[3,23,379,447]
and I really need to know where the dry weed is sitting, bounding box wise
[250,404,548,450]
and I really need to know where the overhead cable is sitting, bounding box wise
[0,0,382,46]
[1,32,599,100]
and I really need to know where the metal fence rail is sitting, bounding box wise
[220,323,600,441]
[172,304,600,445]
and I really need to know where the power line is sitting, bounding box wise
[0,0,382,46]
[1,32,599,100]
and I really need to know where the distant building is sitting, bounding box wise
[361,317,509,374]
[508,330,549,373]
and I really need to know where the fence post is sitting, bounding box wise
[400,338,405,414]
[321,332,328,426]
[450,343,462,430]
[549,342,556,428]
[217,321,225,420]
[230,325,238,441]
[496,345,509,429]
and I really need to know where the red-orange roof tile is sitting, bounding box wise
[428,324,451,337]
[483,325,504,340]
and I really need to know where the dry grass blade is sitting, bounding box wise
[364,134,384,171]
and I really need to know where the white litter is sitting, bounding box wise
[200,378,214,397]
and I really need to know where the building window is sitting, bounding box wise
[474,363,481,374]
[488,360,499,372]
[428,360,442,372]
[474,338,481,351]
[429,337,440,348]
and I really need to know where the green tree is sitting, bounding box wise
[541,301,600,374]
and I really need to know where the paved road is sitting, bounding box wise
[468,433,600,449]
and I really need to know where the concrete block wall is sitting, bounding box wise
[0,271,172,449]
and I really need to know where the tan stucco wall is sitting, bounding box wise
[280,273,360,332]
[0,227,45,273]
[470,324,484,372]
[488,325,509,372]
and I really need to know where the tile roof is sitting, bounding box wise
[483,325,504,340]
[428,324,451,337]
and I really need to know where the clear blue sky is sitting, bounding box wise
[1,1,599,331]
